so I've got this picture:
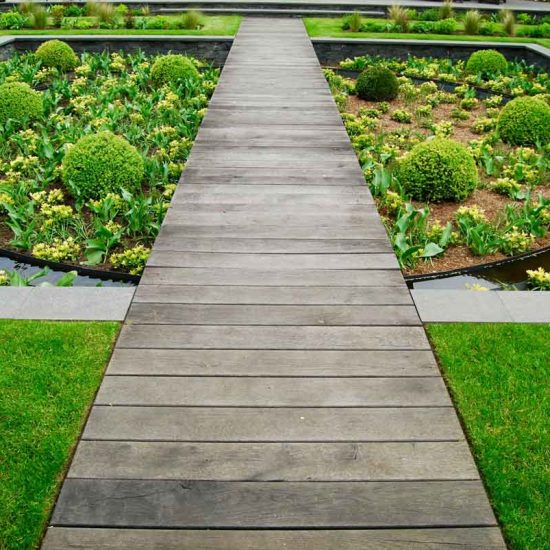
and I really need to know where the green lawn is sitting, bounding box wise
[0,320,120,550]
[427,324,550,550]
[304,17,550,49]
[0,15,241,36]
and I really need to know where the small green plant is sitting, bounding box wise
[489,177,523,199]
[497,97,550,146]
[151,54,199,86]
[388,5,410,32]
[109,244,150,275]
[180,10,203,30]
[391,109,412,123]
[356,66,399,101]
[466,49,508,77]
[501,10,516,36]
[342,11,362,32]
[0,82,43,125]
[50,5,66,27]
[439,0,454,20]
[463,10,482,35]
[29,4,48,29]
[526,267,550,290]
[399,138,478,202]
[35,40,79,71]
[62,131,144,201]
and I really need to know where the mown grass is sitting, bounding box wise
[0,15,241,36]
[304,17,550,49]
[0,320,120,549]
[427,323,550,550]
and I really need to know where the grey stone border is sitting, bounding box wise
[312,37,550,70]
[0,288,135,320]
[0,35,234,64]
[412,289,550,323]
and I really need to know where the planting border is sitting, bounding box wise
[0,35,549,285]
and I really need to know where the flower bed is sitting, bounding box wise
[326,52,550,277]
[0,43,218,275]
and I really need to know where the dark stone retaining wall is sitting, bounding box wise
[312,38,550,71]
[1,35,233,65]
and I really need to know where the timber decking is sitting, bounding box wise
[43,18,505,549]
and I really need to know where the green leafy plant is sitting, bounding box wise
[62,131,144,201]
[151,54,199,86]
[398,138,478,202]
[466,49,508,77]
[356,66,399,101]
[35,40,79,71]
[0,82,43,125]
[497,96,550,146]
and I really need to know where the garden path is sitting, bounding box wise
[43,18,505,549]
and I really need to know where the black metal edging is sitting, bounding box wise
[0,246,140,284]
[405,244,550,284]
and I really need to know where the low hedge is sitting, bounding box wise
[0,82,43,125]
[35,40,79,71]
[356,66,399,101]
[151,54,199,86]
[498,96,550,146]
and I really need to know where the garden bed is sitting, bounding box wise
[0,40,220,278]
[326,51,550,288]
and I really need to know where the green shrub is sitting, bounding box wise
[150,54,199,86]
[399,138,478,202]
[35,40,79,71]
[356,66,399,101]
[463,10,482,35]
[62,131,144,201]
[497,96,550,146]
[179,10,202,30]
[466,49,508,77]
[0,82,43,125]
[0,10,27,30]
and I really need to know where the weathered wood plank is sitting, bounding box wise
[133,285,412,305]
[152,237,389,253]
[140,268,405,287]
[147,252,398,270]
[42,527,507,550]
[126,304,419,326]
[51,480,497,528]
[106,349,438,377]
[118,325,429,350]
[96,376,448,407]
[83,406,461,441]
[69,441,477,481]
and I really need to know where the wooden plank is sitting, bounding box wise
[126,304,419,326]
[118,325,430,350]
[69,441,477,481]
[106,349,438,377]
[169,193,373,205]
[154,224,388,239]
[96,376,449,407]
[147,252,399,270]
[51,480,497,528]
[140,268,405,287]
[152,237,389,253]
[167,203,377,214]
[83,406,461,441]
[42,527,507,550]
[174,184,368,195]
[133,285,412,305]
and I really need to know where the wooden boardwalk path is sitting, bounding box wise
[43,19,505,549]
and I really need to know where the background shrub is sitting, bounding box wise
[62,131,144,201]
[356,66,399,101]
[35,40,79,71]
[463,10,482,35]
[0,11,27,30]
[150,54,199,86]
[0,82,43,125]
[399,138,478,202]
[342,11,362,32]
[466,49,508,77]
[497,96,550,146]
[179,10,202,30]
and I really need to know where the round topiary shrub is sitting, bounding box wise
[497,96,550,146]
[150,54,199,86]
[465,49,508,77]
[398,138,478,202]
[35,39,79,71]
[0,82,43,125]
[355,66,399,101]
[62,131,144,201]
